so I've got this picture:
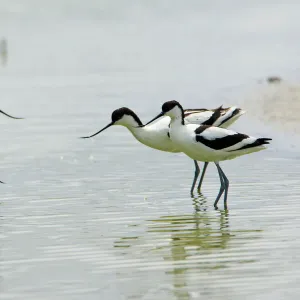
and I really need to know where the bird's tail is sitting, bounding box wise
[256,138,272,146]
[217,107,245,128]
[237,137,272,151]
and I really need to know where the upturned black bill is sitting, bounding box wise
[0,110,23,119]
[144,112,165,126]
[80,122,114,139]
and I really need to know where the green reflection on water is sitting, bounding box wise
[114,236,139,248]
[115,196,262,300]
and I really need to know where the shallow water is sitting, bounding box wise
[1,1,300,299]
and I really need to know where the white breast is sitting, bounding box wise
[129,117,180,153]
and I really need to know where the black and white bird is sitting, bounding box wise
[81,104,245,193]
[144,100,272,209]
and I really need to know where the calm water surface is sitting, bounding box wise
[1,1,300,299]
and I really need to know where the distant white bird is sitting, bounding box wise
[81,105,245,193]
[144,100,271,209]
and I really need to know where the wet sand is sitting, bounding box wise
[242,80,300,134]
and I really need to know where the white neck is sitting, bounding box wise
[169,115,184,127]
[166,105,184,127]
[123,125,145,142]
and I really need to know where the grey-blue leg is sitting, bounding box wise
[216,164,229,209]
[214,162,225,208]
[197,162,209,191]
[190,160,200,194]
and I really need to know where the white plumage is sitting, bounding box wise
[144,100,272,209]
[170,124,267,162]
[198,127,236,140]
[81,104,245,193]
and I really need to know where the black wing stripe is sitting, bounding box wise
[201,105,223,126]
[194,125,211,135]
[183,109,207,117]
[196,133,249,150]
[219,108,241,126]
[184,107,230,119]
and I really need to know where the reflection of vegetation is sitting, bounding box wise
[114,236,139,248]
[114,196,262,300]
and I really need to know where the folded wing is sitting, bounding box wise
[184,106,245,128]
[194,125,272,152]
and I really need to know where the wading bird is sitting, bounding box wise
[144,100,271,209]
[81,104,245,193]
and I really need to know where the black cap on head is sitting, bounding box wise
[111,107,134,123]
[143,100,184,127]
[111,107,143,126]
[162,100,181,113]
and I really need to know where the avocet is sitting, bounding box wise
[82,104,245,193]
[144,100,271,209]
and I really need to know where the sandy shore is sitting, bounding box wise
[241,80,300,134]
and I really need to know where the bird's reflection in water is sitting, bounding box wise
[149,195,230,300]
[191,191,208,212]
[148,194,231,260]
[114,194,261,300]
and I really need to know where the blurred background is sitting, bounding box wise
[1,1,300,300]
